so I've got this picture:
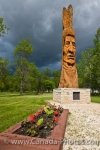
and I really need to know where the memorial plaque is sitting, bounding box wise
[73,92,80,100]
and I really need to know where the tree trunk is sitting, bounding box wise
[20,80,23,95]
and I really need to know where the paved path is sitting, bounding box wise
[50,101,100,150]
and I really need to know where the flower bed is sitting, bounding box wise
[0,104,69,150]
[14,104,63,138]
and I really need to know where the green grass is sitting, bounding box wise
[0,92,99,133]
[0,92,53,132]
[91,96,100,103]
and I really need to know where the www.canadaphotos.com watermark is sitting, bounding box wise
[3,138,100,146]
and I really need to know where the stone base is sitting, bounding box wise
[53,88,91,104]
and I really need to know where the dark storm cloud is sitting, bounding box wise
[0,0,100,69]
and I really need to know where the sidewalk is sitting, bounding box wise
[50,101,100,150]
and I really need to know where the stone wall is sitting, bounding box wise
[53,88,91,104]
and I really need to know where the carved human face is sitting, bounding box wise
[63,35,76,66]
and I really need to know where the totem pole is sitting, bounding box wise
[59,4,78,88]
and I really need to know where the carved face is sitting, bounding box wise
[63,35,76,66]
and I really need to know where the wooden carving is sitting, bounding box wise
[59,5,78,88]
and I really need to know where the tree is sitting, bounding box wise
[0,17,8,91]
[52,70,60,88]
[91,28,100,93]
[78,48,94,88]
[33,72,44,94]
[42,80,55,92]
[14,39,33,94]
[0,57,9,91]
[15,39,33,57]
[0,17,8,36]
[78,28,100,94]
[42,68,52,80]
[26,63,40,92]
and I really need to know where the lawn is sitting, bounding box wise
[91,96,100,103]
[0,93,99,133]
[0,92,52,132]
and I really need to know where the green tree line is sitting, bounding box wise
[0,55,60,94]
[0,17,60,94]
[78,28,100,94]
[0,38,60,94]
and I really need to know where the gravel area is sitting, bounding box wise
[50,101,100,150]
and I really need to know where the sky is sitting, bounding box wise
[0,0,100,70]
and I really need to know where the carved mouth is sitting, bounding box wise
[68,56,74,59]
[67,62,74,67]
[67,54,75,60]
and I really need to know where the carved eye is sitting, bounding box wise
[72,42,76,46]
[65,41,70,45]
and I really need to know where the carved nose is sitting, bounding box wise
[69,50,74,54]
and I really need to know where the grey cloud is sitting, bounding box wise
[0,0,100,69]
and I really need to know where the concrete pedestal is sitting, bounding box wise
[53,88,91,104]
